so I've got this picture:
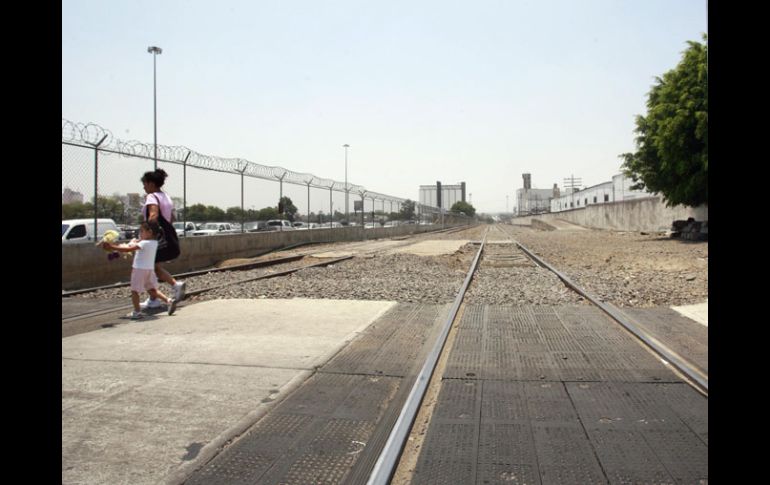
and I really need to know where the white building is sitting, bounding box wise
[515,174,557,215]
[550,173,652,212]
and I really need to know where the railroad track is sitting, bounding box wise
[365,225,707,484]
[62,224,482,325]
[100,222,705,484]
[61,254,353,325]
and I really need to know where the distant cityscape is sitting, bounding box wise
[64,171,655,221]
[63,188,184,209]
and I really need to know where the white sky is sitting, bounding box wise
[62,0,707,214]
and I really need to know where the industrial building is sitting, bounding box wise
[515,174,557,215]
[550,173,651,212]
[419,182,466,209]
[514,172,653,215]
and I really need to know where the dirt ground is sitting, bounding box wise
[502,224,708,308]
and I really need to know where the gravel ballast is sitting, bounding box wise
[67,224,706,309]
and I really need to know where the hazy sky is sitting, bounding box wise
[62,0,707,213]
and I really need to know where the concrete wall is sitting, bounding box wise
[62,223,470,290]
[514,196,707,233]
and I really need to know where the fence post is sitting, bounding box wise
[86,134,108,240]
[183,150,190,237]
[360,192,365,229]
[306,178,314,225]
[274,172,286,229]
[238,164,247,233]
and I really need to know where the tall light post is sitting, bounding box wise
[147,45,163,170]
[343,144,350,222]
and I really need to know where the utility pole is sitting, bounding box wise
[147,46,162,170]
[563,174,582,193]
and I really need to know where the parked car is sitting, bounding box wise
[364,222,379,229]
[317,221,343,229]
[173,221,197,237]
[191,222,237,236]
[265,220,295,231]
[292,221,309,230]
[118,224,140,240]
[243,221,268,232]
[62,218,121,243]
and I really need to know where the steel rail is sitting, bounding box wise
[513,239,708,396]
[61,253,307,297]
[62,255,353,324]
[366,228,488,485]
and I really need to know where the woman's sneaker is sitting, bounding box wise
[127,310,144,320]
[167,298,177,316]
[140,298,165,309]
[173,281,186,301]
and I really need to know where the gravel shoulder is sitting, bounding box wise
[501,224,708,308]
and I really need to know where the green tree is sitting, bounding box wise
[206,206,226,221]
[278,196,298,222]
[185,203,208,222]
[184,204,225,221]
[450,201,476,217]
[620,34,707,207]
[257,207,279,220]
[225,206,245,222]
[399,199,416,220]
[91,196,126,221]
[62,201,91,219]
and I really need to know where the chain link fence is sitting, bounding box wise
[62,119,471,234]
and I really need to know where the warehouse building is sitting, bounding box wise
[550,173,652,212]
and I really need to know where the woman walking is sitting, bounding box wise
[139,169,186,309]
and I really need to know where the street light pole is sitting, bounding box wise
[147,45,162,170]
[343,144,350,223]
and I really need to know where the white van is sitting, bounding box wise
[62,218,120,243]
[265,220,295,231]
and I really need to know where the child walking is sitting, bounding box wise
[102,221,177,319]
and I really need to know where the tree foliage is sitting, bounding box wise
[254,207,279,220]
[399,199,416,220]
[278,196,298,222]
[225,206,245,221]
[620,34,707,207]
[62,196,126,221]
[450,200,476,217]
[64,198,289,224]
[62,201,92,220]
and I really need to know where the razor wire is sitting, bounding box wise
[62,118,409,205]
